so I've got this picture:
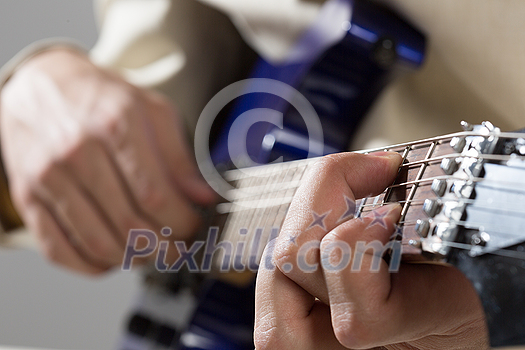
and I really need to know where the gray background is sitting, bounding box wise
[0,1,140,349]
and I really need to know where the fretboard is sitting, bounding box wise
[211,131,480,272]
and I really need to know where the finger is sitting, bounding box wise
[321,205,487,348]
[33,165,125,266]
[62,138,157,242]
[274,152,402,301]
[21,196,107,275]
[145,92,216,204]
[321,204,401,348]
[254,241,346,350]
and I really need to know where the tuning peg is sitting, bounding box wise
[415,219,430,238]
[431,179,447,197]
[423,199,442,217]
[441,158,459,175]
[450,137,466,153]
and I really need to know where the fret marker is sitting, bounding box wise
[337,195,356,223]
[308,210,331,231]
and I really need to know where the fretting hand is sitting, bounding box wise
[254,152,489,349]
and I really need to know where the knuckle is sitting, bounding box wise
[311,153,358,179]
[100,111,128,142]
[94,89,138,144]
[273,235,296,268]
[305,155,343,184]
[316,154,343,172]
[136,180,168,212]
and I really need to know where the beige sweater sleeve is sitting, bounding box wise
[89,0,258,137]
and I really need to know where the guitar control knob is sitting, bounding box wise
[423,199,442,217]
[415,219,430,238]
[441,158,459,175]
[450,137,466,153]
[431,179,447,197]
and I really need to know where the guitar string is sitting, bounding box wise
[401,240,525,261]
[224,151,525,199]
[401,141,436,221]
[386,174,525,191]
[398,153,525,168]
[244,163,293,264]
[221,172,525,205]
[222,130,525,181]
[398,217,525,234]
[218,175,525,214]
[216,131,525,264]
[219,164,263,264]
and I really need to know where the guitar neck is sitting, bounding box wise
[201,123,525,347]
[211,131,473,272]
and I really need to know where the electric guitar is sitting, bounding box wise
[129,1,525,349]
[177,1,426,349]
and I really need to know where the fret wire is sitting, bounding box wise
[383,146,411,205]
[387,174,452,190]
[216,197,294,214]
[244,163,287,229]
[400,142,437,221]
[225,180,302,201]
[245,164,292,256]
[224,158,315,181]
[246,161,310,266]
[220,165,264,254]
[236,162,285,266]
[356,197,368,218]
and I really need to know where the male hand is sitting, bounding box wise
[0,48,215,274]
[254,152,489,349]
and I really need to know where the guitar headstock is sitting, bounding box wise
[411,121,525,347]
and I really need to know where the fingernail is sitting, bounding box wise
[368,151,402,161]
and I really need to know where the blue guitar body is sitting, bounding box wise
[180,1,426,349]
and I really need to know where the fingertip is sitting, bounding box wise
[369,151,403,167]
